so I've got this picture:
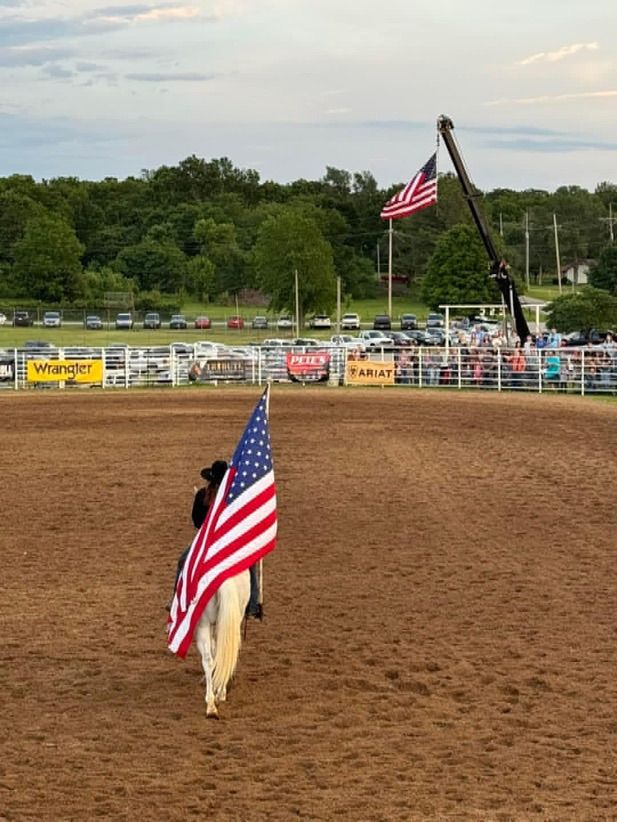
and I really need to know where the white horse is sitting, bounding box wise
[194,569,250,718]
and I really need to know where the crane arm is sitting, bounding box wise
[437,115,531,342]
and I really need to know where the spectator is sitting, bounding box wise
[544,350,561,387]
[509,344,526,389]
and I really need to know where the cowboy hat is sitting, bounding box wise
[200,460,228,484]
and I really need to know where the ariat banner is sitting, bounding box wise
[286,352,330,383]
[346,359,395,385]
[27,359,103,384]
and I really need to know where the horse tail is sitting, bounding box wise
[212,577,243,695]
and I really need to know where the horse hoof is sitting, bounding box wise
[206,707,219,720]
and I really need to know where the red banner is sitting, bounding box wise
[286,352,330,383]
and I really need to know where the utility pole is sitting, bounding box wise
[600,203,615,242]
[499,212,504,237]
[294,269,300,335]
[376,241,381,277]
[525,210,530,289]
[336,276,341,334]
[553,213,562,294]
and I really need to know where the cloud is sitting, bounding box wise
[125,71,217,81]
[519,42,599,66]
[95,4,200,24]
[324,107,351,115]
[0,3,208,47]
[43,64,75,79]
[0,46,73,66]
[0,111,129,150]
[485,137,617,153]
[486,89,617,106]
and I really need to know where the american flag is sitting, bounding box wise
[167,386,277,658]
[380,153,437,220]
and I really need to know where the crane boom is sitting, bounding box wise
[437,115,531,342]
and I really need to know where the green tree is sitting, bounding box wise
[185,255,217,302]
[422,224,493,309]
[0,192,47,264]
[81,265,135,303]
[115,239,186,292]
[589,243,617,294]
[254,208,336,319]
[13,214,84,301]
[545,286,617,331]
[193,218,247,294]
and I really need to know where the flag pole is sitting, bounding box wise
[388,218,393,318]
[257,382,271,612]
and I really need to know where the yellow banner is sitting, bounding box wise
[346,359,395,385]
[27,359,104,384]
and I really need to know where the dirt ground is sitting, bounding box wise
[1,386,616,821]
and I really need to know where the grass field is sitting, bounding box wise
[0,286,559,348]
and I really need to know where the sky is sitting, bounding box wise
[0,0,616,191]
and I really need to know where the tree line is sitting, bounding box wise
[0,155,616,326]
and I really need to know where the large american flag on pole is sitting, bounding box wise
[167,386,277,658]
[380,153,437,220]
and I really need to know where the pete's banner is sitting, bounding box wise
[27,359,103,384]
[286,352,330,383]
[346,358,395,385]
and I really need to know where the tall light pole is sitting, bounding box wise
[525,210,530,289]
[553,213,562,294]
[294,269,300,335]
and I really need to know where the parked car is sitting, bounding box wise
[277,315,294,330]
[169,314,188,330]
[400,313,417,330]
[0,312,6,326]
[115,312,134,330]
[403,329,433,346]
[85,315,103,330]
[383,331,413,347]
[563,329,614,347]
[143,312,161,329]
[13,310,34,327]
[341,312,360,330]
[292,337,322,347]
[373,314,392,331]
[42,311,62,328]
[262,338,291,347]
[330,334,366,350]
[251,316,269,330]
[308,314,332,329]
[24,340,56,352]
[359,330,392,348]
[426,312,445,328]
[227,315,245,329]
[194,316,212,330]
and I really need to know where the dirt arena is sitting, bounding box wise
[1,386,616,821]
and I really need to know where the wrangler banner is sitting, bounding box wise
[27,359,103,384]
[286,352,330,383]
[346,358,395,385]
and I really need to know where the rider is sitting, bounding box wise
[168,460,262,619]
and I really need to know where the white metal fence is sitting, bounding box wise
[1,344,616,396]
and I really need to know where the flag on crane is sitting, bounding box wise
[167,385,277,658]
[380,153,437,220]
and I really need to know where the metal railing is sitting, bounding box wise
[1,344,616,396]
